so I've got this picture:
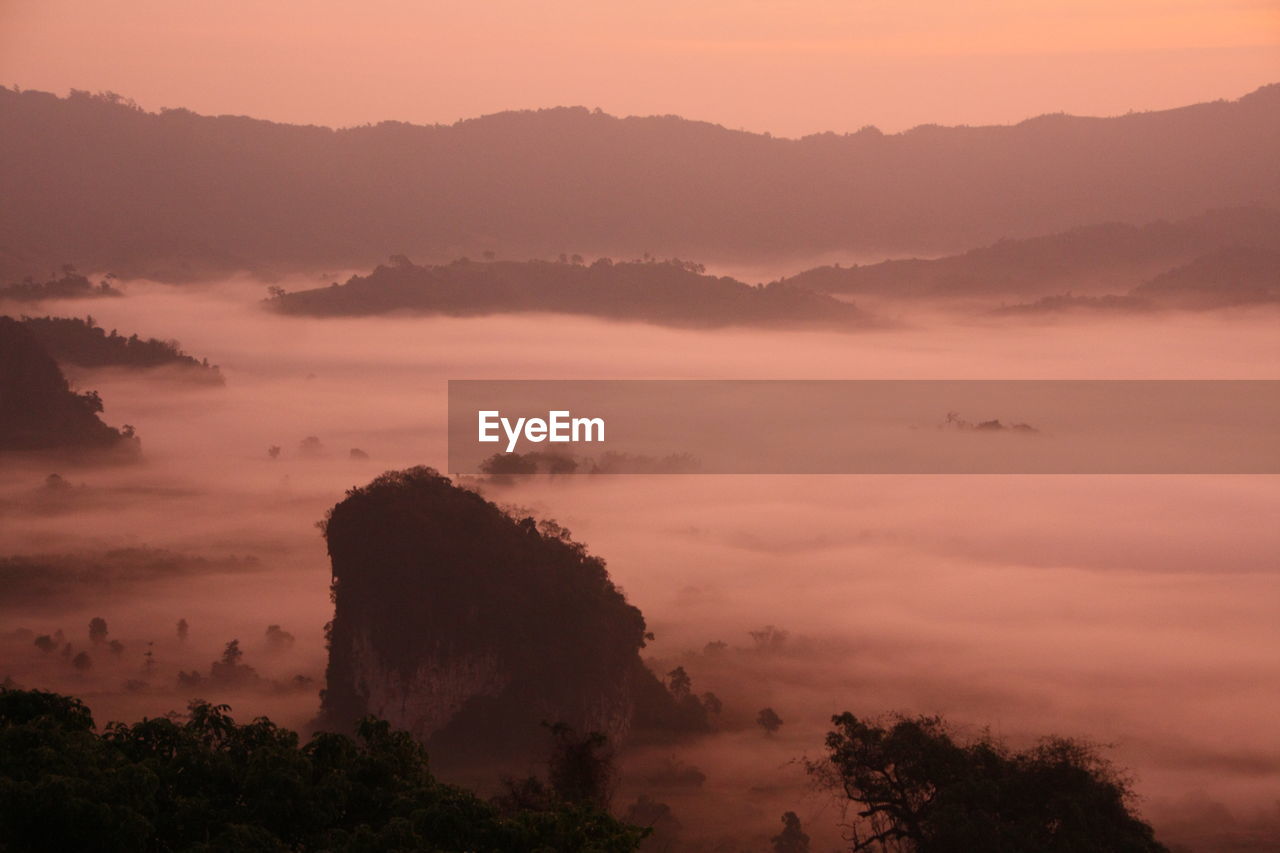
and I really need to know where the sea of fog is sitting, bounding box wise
[1,276,1277,850]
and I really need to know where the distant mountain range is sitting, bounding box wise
[779,207,1280,307]
[1,85,1277,281]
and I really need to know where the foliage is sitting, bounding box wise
[17,315,223,382]
[271,257,867,329]
[0,272,121,302]
[0,687,646,852]
[546,723,617,809]
[811,712,1168,853]
[757,707,783,735]
[0,316,136,452]
[772,811,811,853]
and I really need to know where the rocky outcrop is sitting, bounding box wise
[318,468,684,767]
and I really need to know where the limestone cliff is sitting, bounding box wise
[319,467,685,766]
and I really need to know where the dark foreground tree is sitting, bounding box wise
[811,712,1168,853]
[0,687,646,852]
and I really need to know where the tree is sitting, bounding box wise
[749,625,789,651]
[546,723,616,809]
[0,687,646,852]
[71,651,92,671]
[624,795,681,848]
[810,712,1168,852]
[209,639,259,687]
[265,624,295,650]
[33,635,56,654]
[176,618,188,642]
[88,617,108,645]
[666,666,692,699]
[758,707,783,735]
[772,811,810,853]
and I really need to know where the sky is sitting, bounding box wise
[1,0,1277,136]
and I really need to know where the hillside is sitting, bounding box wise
[18,316,224,383]
[0,316,138,454]
[1132,246,1280,308]
[1,85,1277,279]
[0,271,121,301]
[779,207,1280,299]
[269,256,867,328]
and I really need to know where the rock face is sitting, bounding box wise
[319,467,676,766]
[0,315,136,453]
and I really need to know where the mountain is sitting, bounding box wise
[269,256,868,328]
[779,207,1280,299]
[318,468,703,770]
[0,316,138,454]
[1131,246,1280,308]
[1,85,1277,279]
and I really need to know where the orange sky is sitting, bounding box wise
[1,0,1277,136]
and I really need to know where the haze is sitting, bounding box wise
[2,279,1277,849]
[1,0,1277,136]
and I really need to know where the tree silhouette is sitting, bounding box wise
[666,666,692,699]
[811,712,1168,852]
[546,723,616,809]
[0,687,645,851]
[88,617,107,645]
[757,707,783,735]
[772,811,810,853]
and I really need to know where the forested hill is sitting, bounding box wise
[1,85,1277,280]
[778,207,1280,299]
[0,316,138,454]
[268,257,868,328]
[18,316,224,383]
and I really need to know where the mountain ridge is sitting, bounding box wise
[2,84,1277,280]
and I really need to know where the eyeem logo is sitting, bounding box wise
[478,410,605,453]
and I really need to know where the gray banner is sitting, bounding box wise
[447,380,1280,474]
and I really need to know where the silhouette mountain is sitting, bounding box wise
[779,207,1280,299]
[1132,246,1280,308]
[1,85,1277,279]
[269,256,866,327]
[985,241,1280,314]
[0,316,138,453]
[318,468,701,770]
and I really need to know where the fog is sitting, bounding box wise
[1,277,1277,850]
